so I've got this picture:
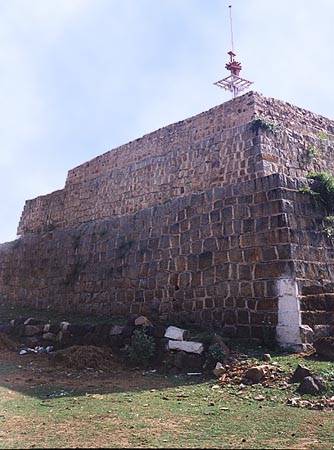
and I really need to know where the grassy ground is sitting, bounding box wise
[0,357,333,449]
[0,303,333,449]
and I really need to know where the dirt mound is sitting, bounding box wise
[0,333,18,352]
[50,345,115,370]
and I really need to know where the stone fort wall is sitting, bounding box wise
[17,92,334,236]
[1,91,334,348]
[0,174,296,340]
[2,173,334,347]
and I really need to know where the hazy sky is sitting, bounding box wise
[0,0,333,243]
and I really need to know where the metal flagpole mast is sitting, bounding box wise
[229,4,234,54]
[214,3,253,99]
[229,5,236,98]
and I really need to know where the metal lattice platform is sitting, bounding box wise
[214,5,253,98]
[214,74,253,98]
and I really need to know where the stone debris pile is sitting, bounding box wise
[213,358,334,410]
[215,359,286,388]
[0,314,226,374]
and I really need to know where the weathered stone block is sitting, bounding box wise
[198,252,213,270]
[255,261,294,279]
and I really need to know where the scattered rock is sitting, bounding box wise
[299,325,314,344]
[23,318,44,326]
[254,395,265,401]
[11,317,29,328]
[109,325,125,336]
[298,376,320,395]
[244,365,268,384]
[314,337,334,361]
[24,325,42,337]
[287,396,334,411]
[289,364,312,383]
[60,321,70,332]
[213,362,225,378]
[134,316,151,327]
[43,323,60,334]
[56,330,64,343]
[42,332,57,342]
[263,353,271,362]
[313,376,326,392]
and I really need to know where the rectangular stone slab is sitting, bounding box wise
[167,340,204,354]
[164,326,186,341]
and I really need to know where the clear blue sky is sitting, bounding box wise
[0,0,333,243]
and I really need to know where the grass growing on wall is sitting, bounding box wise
[301,171,334,237]
[306,172,334,212]
[250,117,278,134]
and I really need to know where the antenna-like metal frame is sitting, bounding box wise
[214,4,253,98]
[229,4,234,52]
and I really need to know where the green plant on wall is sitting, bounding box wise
[306,172,334,212]
[323,216,334,238]
[306,145,320,161]
[317,131,329,141]
[251,117,278,134]
[301,172,334,238]
[299,185,318,197]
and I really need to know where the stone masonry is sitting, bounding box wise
[1,91,334,349]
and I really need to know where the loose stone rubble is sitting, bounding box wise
[287,396,334,411]
[0,315,223,373]
[0,313,333,410]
